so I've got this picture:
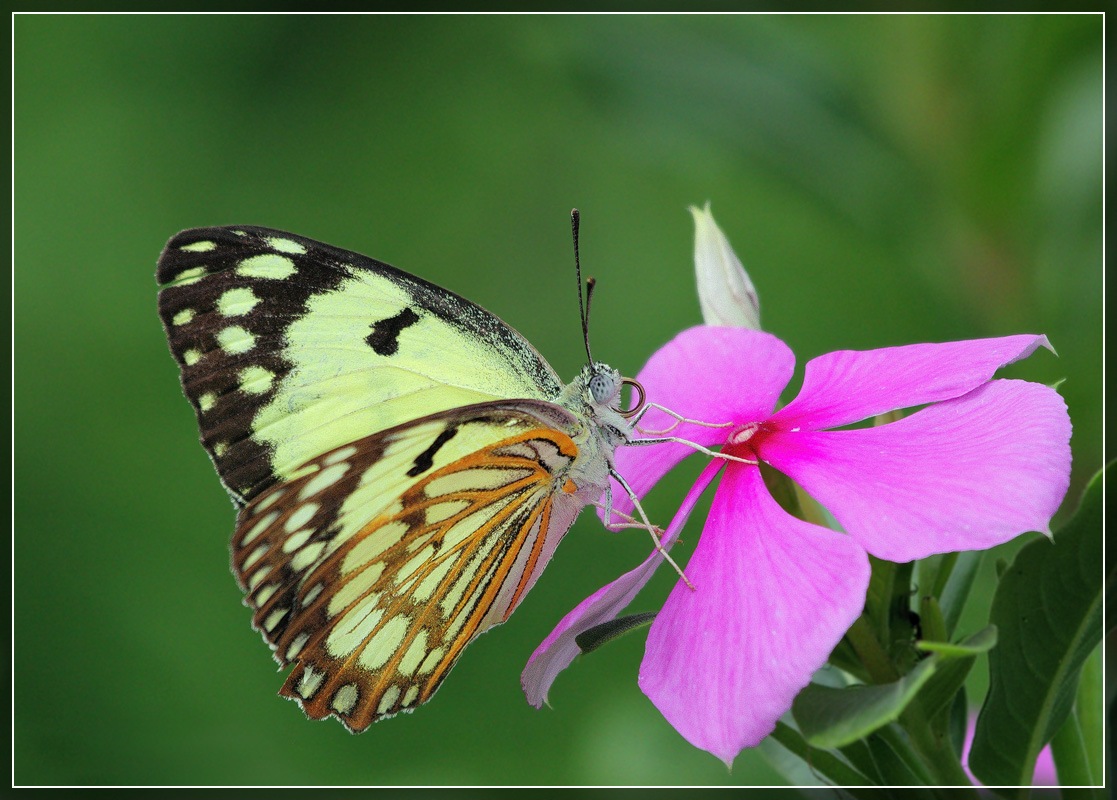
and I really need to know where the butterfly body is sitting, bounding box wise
[157,226,633,729]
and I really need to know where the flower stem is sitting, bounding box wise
[769,721,875,787]
[900,703,979,792]
[844,616,900,684]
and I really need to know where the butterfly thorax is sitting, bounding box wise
[548,362,634,505]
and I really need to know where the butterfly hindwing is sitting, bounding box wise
[156,226,563,506]
[230,400,591,730]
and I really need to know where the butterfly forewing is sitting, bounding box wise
[230,401,589,730]
[156,226,562,506]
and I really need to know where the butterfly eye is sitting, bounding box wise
[618,378,646,418]
[588,372,616,404]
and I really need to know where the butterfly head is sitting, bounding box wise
[578,362,646,419]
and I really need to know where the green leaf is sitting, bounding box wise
[766,721,875,787]
[573,611,656,654]
[796,625,997,752]
[793,657,937,748]
[969,463,1107,786]
[948,688,969,758]
[863,554,898,648]
[939,550,982,635]
[1074,646,1104,782]
[1049,644,1103,789]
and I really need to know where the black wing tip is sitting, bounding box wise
[155,226,308,285]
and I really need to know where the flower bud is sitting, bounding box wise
[691,203,760,329]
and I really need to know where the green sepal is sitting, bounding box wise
[574,611,657,654]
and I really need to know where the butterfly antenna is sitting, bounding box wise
[571,208,594,365]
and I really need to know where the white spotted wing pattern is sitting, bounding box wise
[157,226,635,729]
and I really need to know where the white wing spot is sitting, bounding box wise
[263,606,288,632]
[179,240,216,252]
[398,629,429,676]
[285,502,319,533]
[290,541,326,573]
[237,252,296,280]
[172,308,195,325]
[198,392,216,412]
[440,564,477,617]
[256,583,279,605]
[255,489,283,513]
[216,325,256,355]
[410,557,455,605]
[341,521,407,575]
[328,568,383,617]
[216,286,261,317]
[243,543,269,569]
[425,500,470,525]
[495,442,535,460]
[171,267,206,285]
[402,686,420,707]
[417,647,445,677]
[302,582,324,607]
[328,602,385,657]
[282,528,312,554]
[331,683,359,715]
[425,468,532,497]
[241,510,279,545]
[247,568,270,590]
[239,365,275,395]
[377,685,401,716]
[183,348,202,366]
[297,665,325,699]
[266,236,307,255]
[285,632,310,661]
[212,441,228,458]
[358,615,409,671]
[324,445,358,466]
[300,463,349,500]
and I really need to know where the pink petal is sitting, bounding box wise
[638,463,870,767]
[760,380,1071,562]
[771,334,1052,431]
[605,326,794,523]
[522,460,723,708]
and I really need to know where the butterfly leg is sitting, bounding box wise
[594,505,664,533]
[628,434,758,466]
[593,494,664,534]
[608,468,695,591]
[629,401,735,436]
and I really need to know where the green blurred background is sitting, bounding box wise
[14,13,1102,787]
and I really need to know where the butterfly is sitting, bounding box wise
[156,221,648,731]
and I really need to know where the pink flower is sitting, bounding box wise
[522,326,1071,766]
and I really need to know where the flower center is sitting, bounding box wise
[726,422,760,446]
[723,422,769,460]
